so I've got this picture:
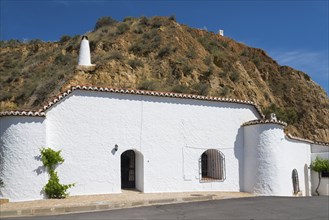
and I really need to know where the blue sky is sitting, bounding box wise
[1,0,328,94]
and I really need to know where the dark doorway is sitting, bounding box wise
[121,150,135,189]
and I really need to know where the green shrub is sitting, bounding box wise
[157,45,175,58]
[198,36,221,55]
[29,39,43,45]
[240,50,249,57]
[116,23,129,35]
[253,57,261,66]
[202,67,213,79]
[311,157,329,195]
[54,54,73,65]
[203,55,212,66]
[150,17,164,28]
[128,59,144,69]
[311,157,329,173]
[229,72,239,82]
[94,16,118,30]
[262,104,299,124]
[123,16,134,22]
[44,170,74,199]
[128,43,143,55]
[138,79,158,91]
[139,16,149,26]
[303,73,311,81]
[40,148,64,170]
[40,147,74,199]
[171,84,190,94]
[59,35,71,43]
[191,82,210,96]
[108,51,124,61]
[182,63,193,76]
[133,26,143,34]
[89,41,97,52]
[187,49,197,59]
[220,86,230,96]
[220,71,228,78]
[169,15,176,21]
[129,31,161,56]
[220,41,228,48]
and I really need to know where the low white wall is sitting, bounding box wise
[311,144,329,196]
[0,116,46,202]
[46,90,259,196]
[243,124,311,196]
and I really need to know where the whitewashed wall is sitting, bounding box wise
[46,90,259,196]
[311,144,329,196]
[0,117,46,202]
[2,89,320,202]
[243,124,311,196]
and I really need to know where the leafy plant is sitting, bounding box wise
[311,157,329,196]
[157,45,175,58]
[171,84,190,94]
[94,16,118,30]
[137,79,159,91]
[191,82,210,96]
[229,72,239,82]
[128,59,144,69]
[40,147,74,199]
[107,51,124,61]
[116,23,129,35]
[263,104,298,124]
[129,30,161,56]
[59,35,71,43]
[44,170,74,199]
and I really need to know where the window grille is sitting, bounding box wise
[199,149,225,182]
[321,171,329,178]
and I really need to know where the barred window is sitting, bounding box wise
[321,171,329,178]
[200,149,225,182]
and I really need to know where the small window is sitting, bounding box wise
[200,149,225,182]
[321,171,329,178]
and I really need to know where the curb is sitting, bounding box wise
[0,195,219,218]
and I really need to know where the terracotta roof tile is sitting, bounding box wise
[1,85,265,118]
[1,85,328,146]
[242,119,288,127]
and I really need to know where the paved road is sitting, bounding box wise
[4,196,329,220]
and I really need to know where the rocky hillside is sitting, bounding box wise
[1,16,328,142]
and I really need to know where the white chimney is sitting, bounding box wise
[219,29,224,36]
[270,113,277,122]
[78,36,92,66]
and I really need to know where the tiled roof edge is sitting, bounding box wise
[41,85,264,116]
[286,133,315,144]
[1,85,328,145]
[0,85,264,118]
[0,110,45,117]
[286,134,329,146]
[242,119,287,127]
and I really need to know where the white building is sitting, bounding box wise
[0,86,328,202]
[0,36,328,202]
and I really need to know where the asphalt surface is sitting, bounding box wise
[3,196,329,220]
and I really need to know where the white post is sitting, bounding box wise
[219,30,224,36]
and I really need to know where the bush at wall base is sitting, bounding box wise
[311,156,329,196]
[40,147,75,199]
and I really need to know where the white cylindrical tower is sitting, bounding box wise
[243,122,287,195]
[78,36,92,66]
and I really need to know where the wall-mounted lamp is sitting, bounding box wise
[114,144,119,151]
